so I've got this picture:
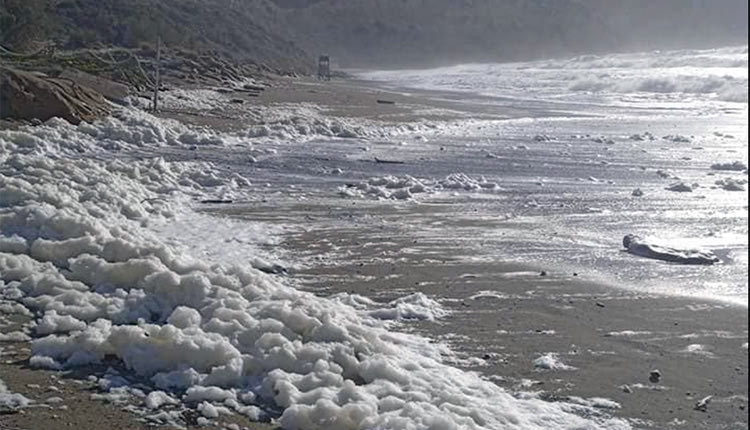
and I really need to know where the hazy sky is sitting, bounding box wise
[268,0,749,67]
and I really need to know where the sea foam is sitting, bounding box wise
[0,109,629,429]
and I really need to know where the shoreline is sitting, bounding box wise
[214,195,748,430]
[195,75,747,427]
[1,73,747,430]
[153,74,587,133]
[290,236,749,429]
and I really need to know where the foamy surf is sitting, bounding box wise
[359,45,749,105]
[0,108,630,429]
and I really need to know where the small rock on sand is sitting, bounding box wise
[710,161,747,172]
[649,369,662,383]
[665,182,694,192]
[715,178,747,191]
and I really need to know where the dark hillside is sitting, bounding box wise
[0,0,53,51]
[1,0,312,71]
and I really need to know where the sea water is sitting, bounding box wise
[348,45,749,304]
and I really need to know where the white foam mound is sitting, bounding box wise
[242,103,446,143]
[0,378,31,409]
[158,88,227,112]
[532,353,577,371]
[0,331,31,342]
[679,344,714,357]
[341,173,498,200]
[0,111,628,429]
[566,396,620,410]
[33,310,87,335]
[438,173,500,191]
[148,91,446,143]
[331,292,449,321]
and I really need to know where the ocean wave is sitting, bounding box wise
[569,74,748,102]
[360,45,749,105]
[535,46,748,70]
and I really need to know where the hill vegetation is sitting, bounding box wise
[1,0,311,71]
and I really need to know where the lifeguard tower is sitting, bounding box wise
[317,55,330,81]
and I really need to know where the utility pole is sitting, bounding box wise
[152,36,161,112]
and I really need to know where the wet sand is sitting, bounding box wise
[155,75,576,132]
[179,75,747,428]
[204,185,748,429]
[281,211,749,429]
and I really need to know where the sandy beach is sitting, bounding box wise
[1,1,747,429]
[283,216,748,429]
[156,75,575,131]
[1,69,747,430]
[207,180,748,429]
[204,76,747,428]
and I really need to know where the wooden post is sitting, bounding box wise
[152,36,161,112]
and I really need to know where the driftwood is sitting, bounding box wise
[242,84,265,91]
[374,157,405,164]
[233,88,261,94]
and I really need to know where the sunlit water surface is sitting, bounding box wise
[184,46,748,305]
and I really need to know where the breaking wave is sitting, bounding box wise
[360,45,749,105]
[569,73,748,102]
[535,45,748,70]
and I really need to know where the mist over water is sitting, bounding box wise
[268,0,748,68]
